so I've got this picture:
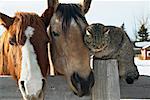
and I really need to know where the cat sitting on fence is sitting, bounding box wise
[84,23,139,84]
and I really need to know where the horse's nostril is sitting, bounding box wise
[37,79,46,99]
[20,81,25,92]
[88,71,95,88]
[71,71,95,96]
[42,79,46,90]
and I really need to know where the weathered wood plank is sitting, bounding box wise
[0,75,150,99]
[0,76,91,100]
[92,60,120,100]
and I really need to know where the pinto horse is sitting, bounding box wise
[0,12,53,100]
[43,0,94,97]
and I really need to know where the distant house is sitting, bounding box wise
[135,42,150,60]
[141,45,150,60]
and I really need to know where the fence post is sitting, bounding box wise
[92,60,120,100]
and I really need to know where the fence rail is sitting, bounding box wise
[0,60,150,100]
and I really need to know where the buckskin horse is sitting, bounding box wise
[43,0,95,97]
[0,11,53,100]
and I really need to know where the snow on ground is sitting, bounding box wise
[134,57,150,76]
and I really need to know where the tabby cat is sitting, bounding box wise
[84,23,139,84]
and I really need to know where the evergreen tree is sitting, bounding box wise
[137,24,149,41]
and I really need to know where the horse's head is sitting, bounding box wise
[0,12,51,100]
[45,0,94,96]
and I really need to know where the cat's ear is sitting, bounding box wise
[104,29,110,35]
[86,30,92,36]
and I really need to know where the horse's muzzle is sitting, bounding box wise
[71,71,95,97]
[18,78,46,100]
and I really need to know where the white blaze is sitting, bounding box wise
[19,26,43,97]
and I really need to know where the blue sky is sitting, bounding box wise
[0,0,150,41]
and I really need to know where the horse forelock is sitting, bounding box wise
[55,4,88,33]
[14,12,48,45]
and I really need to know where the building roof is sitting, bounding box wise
[142,44,150,49]
[135,41,150,48]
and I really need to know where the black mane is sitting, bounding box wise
[56,4,88,33]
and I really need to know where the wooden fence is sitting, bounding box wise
[0,60,150,100]
[92,60,120,100]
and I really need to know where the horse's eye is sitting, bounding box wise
[52,31,60,37]
[9,36,16,45]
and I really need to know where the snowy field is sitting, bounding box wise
[135,57,150,76]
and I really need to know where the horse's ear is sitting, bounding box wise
[80,0,92,14]
[0,12,14,29]
[41,7,54,28]
[47,0,59,8]
[41,0,59,28]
